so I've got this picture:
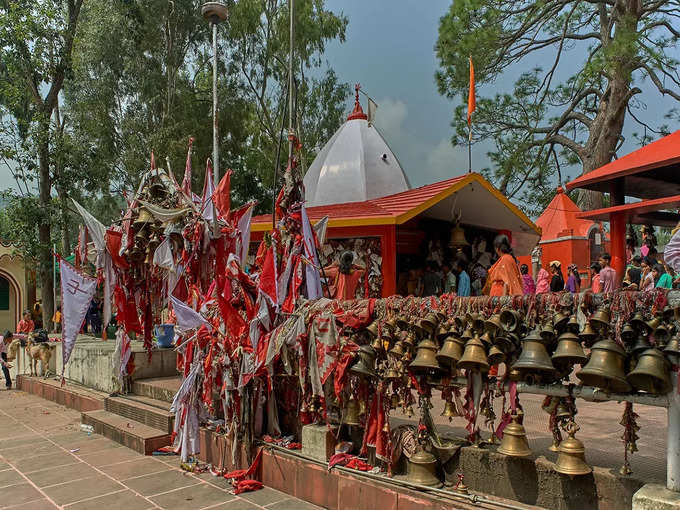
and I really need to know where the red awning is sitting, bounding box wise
[566,130,680,199]
[576,194,680,227]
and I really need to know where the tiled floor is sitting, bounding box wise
[0,389,321,510]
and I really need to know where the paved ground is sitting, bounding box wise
[0,390,321,510]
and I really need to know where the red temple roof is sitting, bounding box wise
[535,187,595,240]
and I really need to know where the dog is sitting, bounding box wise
[7,334,56,377]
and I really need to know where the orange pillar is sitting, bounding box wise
[610,211,626,284]
[382,225,397,297]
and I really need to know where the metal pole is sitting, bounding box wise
[668,374,680,490]
[211,20,220,236]
[287,0,295,161]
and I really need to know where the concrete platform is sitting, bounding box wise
[17,374,106,412]
[105,395,174,433]
[132,376,182,403]
[81,409,172,455]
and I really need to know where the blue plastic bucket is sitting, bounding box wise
[154,324,175,348]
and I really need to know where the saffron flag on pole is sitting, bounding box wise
[60,257,97,375]
[467,56,475,129]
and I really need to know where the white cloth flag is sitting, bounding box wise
[201,163,215,222]
[153,237,175,270]
[72,199,107,268]
[237,203,254,266]
[60,259,97,373]
[665,228,680,273]
[301,205,323,299]
[170,295,211,333]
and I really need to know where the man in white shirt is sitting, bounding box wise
[0,331,13,389]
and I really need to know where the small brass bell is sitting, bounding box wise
[485,314,503,334]
[499,309,521,333]
[590,307,611,332]
[388,341,405,360]
[449,224,469,249]
[540,321,556,345]
[406,446,442,487]
[371,335,383,351]
[621,324,636,342]
[365,321,379,339]
[396,317,409,331]
[384,367,400,380]
[441,400,458,420]
[553,311,569,331]
[409,338,442,374]
[566,315,580,335]
[555,400,572,420]
[654,324,670,344]
[554,423,592,476]
[479,330,494,346]
[577,339,631,392]
[488,345,506,366]
[436,336,464,369]
[469,313,485,332]
[390,393,400,409]
[552,332,587,368]
[457,335,490,372]
[630,312,647,332]
[436,324,450,342]
[631,336,651,355]
[421,313,439,335]
[664,336,680,359]
[645,316,661,335]
[497,413,531,457]
[494,332,515,354]
[512,333,556,383]
[350,345,377,378]
[134,207,153,226]
[403,332,417,348]
[627,348,672,395]
[343,397,361,426]
[578,321,597,345]
[460,327,474,341]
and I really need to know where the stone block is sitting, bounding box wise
[301,424,336,462]
[633,483,680,510]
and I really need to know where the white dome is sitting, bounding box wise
[304,95,410,206]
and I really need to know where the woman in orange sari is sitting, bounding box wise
[484,235,523,296]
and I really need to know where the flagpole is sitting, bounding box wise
[468,125,472,174]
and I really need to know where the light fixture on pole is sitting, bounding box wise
[201,1,229,234]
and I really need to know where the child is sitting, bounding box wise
[52,306,62,333]
[17,310,35,334]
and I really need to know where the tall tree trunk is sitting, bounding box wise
[37,134,54,330]
[57,186,71,255]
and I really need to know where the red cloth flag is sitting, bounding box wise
[467,57,475,126]
[105,229,129,269]
[258,246,278,305]
[212,169,233,219]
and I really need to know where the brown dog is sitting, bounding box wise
[7,337,56,377]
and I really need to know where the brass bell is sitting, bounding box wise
[385,318,398,333]
[552,332,587,368]
[390,393,400,409]
[371,335,384,351]
[406,446,442,487]
[578,321,598,346]
[645,316,661,335]
[434,311,447,324]
[577,339,631,392]
[436,336,464,369]
[497,412,531,457]
[441,400,458,420]
[590,307,611,332]
[409,339,442,374]
[396,317,409,331]
[421,314,438,335]
[553,311,569,331]
[343,397,361,426]
[627,348,671,395]
[540,321,556,345]
[499,309,521,333]
[388,341,405,360]
[654,324,670,343]
[664,336,680,359]
[566,315,580,335]
[365,321,379,339]
[621,324,636,342]
[460,327,474,341]
[631,336,651,355]
[350,345,377,378]
[479,330,494,346]
[134,207,153,226]
[485,314,503,334]
[449,224,469,249]
[512,334,556,384]
[436,324,450,342]
[488,345,506,366]
[453,316,464,331]
[457,335,489,372]
[554,423,592,476]
[494,332,515,354]
[630,312,647,332]
[384,367,400,380]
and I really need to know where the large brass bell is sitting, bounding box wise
[552,332,587,368]
[409,339,442,374]
[499,309,521,333]
[627,348,671,395]
[512,332,556,383]
[554,422,592,476]
[577,339,631,392]
[436,336,464,369]
[485,314,503,334]
[457,335,489,372]
[343,397,361,426]
[631,336,651,355]
[497,412,531,457]
[350,345,377,378]
[664,336,680,359]
[590,307,610,332]
[578,321,598,346]
[406,446,442,487]
[449,223,469,249]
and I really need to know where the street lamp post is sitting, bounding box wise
[201,2,228,234]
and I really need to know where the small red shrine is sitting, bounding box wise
[566,129,680,281]
[518,187,608,284]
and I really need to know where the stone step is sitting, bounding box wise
[132,376,182,403]
[81,409,171,455]
[105,395,174,434]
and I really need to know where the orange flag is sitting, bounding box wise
[467,57,475,126]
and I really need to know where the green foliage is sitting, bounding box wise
[436,0,680,212]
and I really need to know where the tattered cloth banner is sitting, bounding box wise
[170,295,211,333]
[59,256,97,382]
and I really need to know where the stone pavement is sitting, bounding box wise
[0,389,321,510]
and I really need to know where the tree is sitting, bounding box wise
[0,0,85,325]
[436,0,680,213]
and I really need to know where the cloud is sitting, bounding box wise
[426,138,468,181]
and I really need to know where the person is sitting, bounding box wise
[442,263,456,294]
[86,298,102,335]
[624,256,642,289]
[520,264,535,295]
[469,259,487,296]
[32,300,43,329]
[422,262,442,297]
[0,331,12,389]
[590,263,602,293]
[565,264,581,293]
[484,235,523,296]
[549,261,565,292]
[455,260,471,297]
[535,267,550,294]
[640,257,655,291]
[654,263,673,289]
[598,253,617,293]
[324,251,366,300]
[17,310,35,334]
[52,306,62,333]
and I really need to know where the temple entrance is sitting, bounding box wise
[0,274,17,332]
